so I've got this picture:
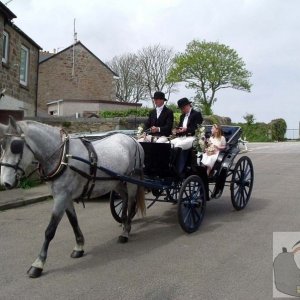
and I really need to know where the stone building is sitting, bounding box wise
[38,41,141,117]
[0,1,41,123]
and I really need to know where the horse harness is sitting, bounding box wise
[0,129,70,182]
[0,134,27,178]
[68,136,144,206]
[1,129,144,206]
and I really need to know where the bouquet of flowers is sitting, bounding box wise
[137,124,144,135]
[136,123,146,139]
[205,143,215,155]
[193,125,206,153]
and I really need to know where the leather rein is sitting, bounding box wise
[0,129,69,182]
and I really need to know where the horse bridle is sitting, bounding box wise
[0,129,69,182]
[0,133,28,178]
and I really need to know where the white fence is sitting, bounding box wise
[285,129,300,140]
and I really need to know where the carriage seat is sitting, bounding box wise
[204,125,241,145]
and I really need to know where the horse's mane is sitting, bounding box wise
[18,120,62,137]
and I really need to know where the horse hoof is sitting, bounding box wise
[70,250,84,258]
[27,266,43,278]
[118,236,128,243]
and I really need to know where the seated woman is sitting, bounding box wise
[201,124,226,175]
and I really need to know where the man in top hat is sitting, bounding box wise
[170,97,203,175]
[171,97,203,149]
[140,91,174,142]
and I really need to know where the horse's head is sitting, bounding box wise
[0,117,34,189]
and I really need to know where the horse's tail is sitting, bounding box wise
[135,168,146,216]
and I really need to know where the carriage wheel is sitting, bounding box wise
[178,175,207,233]
[109,191,136,223]
[230,156,254,210]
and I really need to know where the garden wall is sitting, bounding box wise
[25,115,231,134]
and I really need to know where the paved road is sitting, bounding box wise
[0,142,299,300]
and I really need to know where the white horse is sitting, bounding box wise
[0,117,145,278]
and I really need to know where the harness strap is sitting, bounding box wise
[76,139,99,206]
[0,162,25,175]
[130,136,143,170]
[40,130,70,181]
[69,165,117,181]
[0,137,25,177]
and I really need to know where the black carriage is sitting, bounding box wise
[110,125,254,233]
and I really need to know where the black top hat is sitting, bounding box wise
[153,91,167,101]
[177,97,192,108]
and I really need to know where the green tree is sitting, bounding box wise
[167,40,252,114]
[243,113,255,125]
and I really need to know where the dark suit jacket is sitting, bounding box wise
[178,109,203,136]
[145,106,174,136]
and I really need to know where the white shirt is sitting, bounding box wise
[156,105,164,119]
[182,109,191,128]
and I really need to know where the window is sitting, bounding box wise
[49,110,58,116]
[20,45,29,86]
[2,31,9,64]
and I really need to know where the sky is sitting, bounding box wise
[5,0,300,130]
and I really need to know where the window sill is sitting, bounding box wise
[2,61,10,69]
[19,83,29,91]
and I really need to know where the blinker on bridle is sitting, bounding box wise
[0,134,27,177]
[10,139,24,154]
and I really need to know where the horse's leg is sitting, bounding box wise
[114,182,130,243]
[65,202,85,258]
[118,182,139,243]
[27,200,65,278]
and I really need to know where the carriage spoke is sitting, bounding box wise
[231,156,254,210]
[178,175,207,233]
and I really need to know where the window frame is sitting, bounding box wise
[2,31,9,64]
[20,45,29,86]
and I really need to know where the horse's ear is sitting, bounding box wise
[8,115,18,132]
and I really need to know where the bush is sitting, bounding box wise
[235,122,271,142]
[270,118,287,141]
[167,103,180,113]
[204,115,221,125]
[62,121,71,128]
[19,178,40,189]
[99,108,151,118]
[173,112,181,127]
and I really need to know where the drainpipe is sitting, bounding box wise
[35,50,39,117]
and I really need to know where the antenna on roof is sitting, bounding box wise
[5,0,13,6]
[72,18,77,77]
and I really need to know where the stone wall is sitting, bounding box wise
[26,116,146,134]
[0,19,39,117]
[26,115,231,134]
